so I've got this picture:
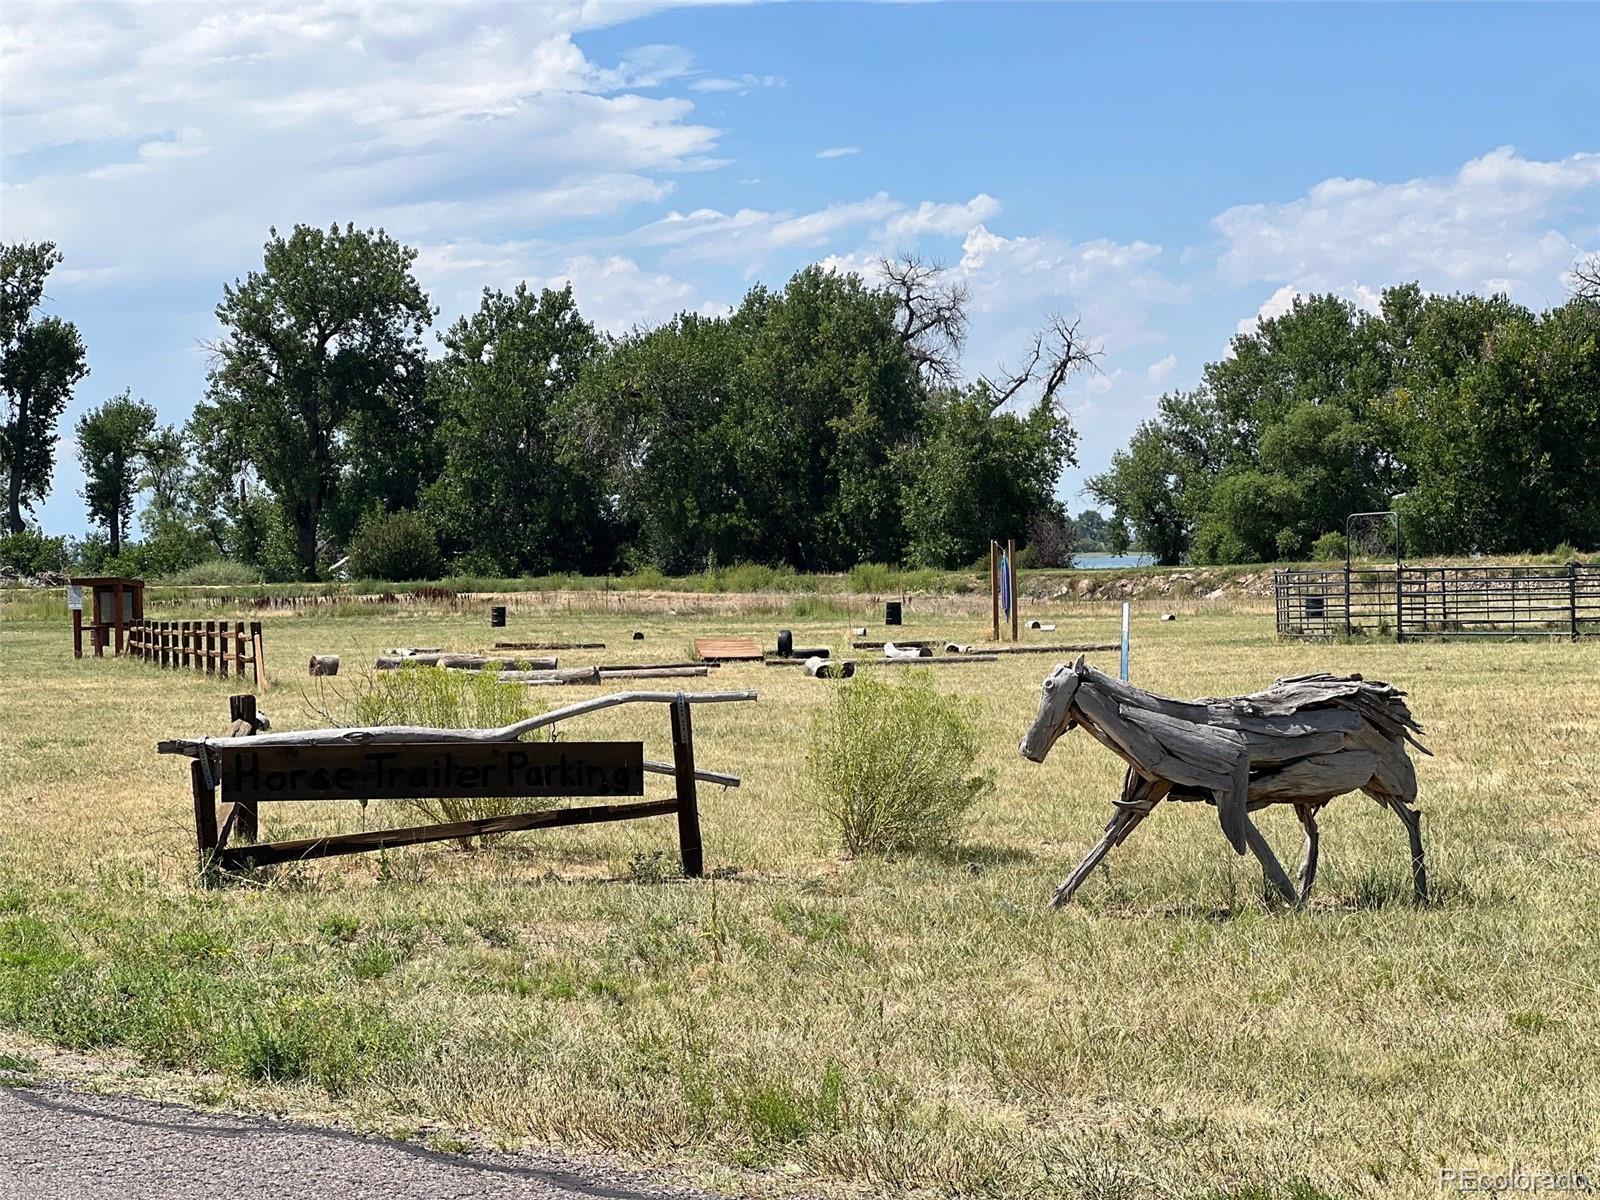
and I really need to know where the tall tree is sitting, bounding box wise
[426,284,608,574]
[75,391,156,556]
[901,386,1076,568]
[196,224,432,578]
[2,242,89,532]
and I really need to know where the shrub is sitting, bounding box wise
[346,510,442,582]
[1310,531,1347,562]
[808,672,993,855]
[0,530,69,576]
[348,666,539,837]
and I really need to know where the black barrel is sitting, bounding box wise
[777,629,793,657]
[884,600,902,626]
[490,605,507,627]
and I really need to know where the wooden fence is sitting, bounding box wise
[1275,563,1600,641]
[125,619,268,687]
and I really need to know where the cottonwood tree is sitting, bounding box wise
[879,253,969,386]
[426,284,609,574]
[75,391,156,556]
[2,242,89,532]
[197,224,432,578]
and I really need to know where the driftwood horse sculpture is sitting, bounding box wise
[1019,659,1429,907]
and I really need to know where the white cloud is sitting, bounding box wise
[1213,146,1600,307]
[689,73,784,94]
[882,194,1000,243]
[815,146,860,159]
[0,3,724,286]
[1145,354,1177,383]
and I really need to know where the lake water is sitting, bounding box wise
[1073,552,1153,570]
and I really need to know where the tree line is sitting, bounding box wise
[2,227,1097,581]
[1090,268,1600,564]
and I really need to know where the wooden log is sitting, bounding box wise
[964,642,1117,656]
[497,667,602,684]
[599,666,708,680]
[849,640,930,650]
[374,654,558,671]
[157,690,761,757]
[856,655,1000,666]
[494,642,606,651]
[309,655,340,677]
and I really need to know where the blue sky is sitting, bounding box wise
[4,1,1598,538]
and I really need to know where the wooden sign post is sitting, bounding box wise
[168,690,754,881]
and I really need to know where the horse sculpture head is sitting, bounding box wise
[1018,657,1086,762]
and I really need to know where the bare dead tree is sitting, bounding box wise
[878,253,968,385]
[1571,253,1600,305]
[980,313,1101,412]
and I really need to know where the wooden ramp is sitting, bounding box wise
[694,636,763,662]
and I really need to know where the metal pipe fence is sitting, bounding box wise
[1275,563,1600,641]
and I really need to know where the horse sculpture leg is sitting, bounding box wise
[1051,768,1167,908]
[1240,816,1301,905]
[1396,804,1428,902]
[1294,804,1320,902]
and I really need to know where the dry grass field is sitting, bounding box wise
[2,590,1597,1199]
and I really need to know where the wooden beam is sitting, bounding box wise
[217,799,681,870]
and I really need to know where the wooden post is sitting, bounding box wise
[251,621,267,688]
[112,582,124,654]
[217,620,228,679]
[1008,537,1018,642]
[229,694,259,843]
[191,759,219,873]
[233,622,245,679]
[669,694,704,878]
[73,606,83,659]
[989,540,999,642]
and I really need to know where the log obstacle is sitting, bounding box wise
[1019,660,1429,907]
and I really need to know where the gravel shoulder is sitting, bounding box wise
[0,1083,721,1200]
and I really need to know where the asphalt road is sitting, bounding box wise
[0,1084,715,1200]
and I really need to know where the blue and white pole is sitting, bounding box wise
[1120,602,1130,681]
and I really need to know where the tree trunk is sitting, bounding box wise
[295,502,319,580]
[109,483,122,557]
[6,454,23,534]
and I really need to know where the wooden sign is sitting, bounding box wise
[218,740,644,804]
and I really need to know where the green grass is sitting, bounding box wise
[1,594,1597,1197]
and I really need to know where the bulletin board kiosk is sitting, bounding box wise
[69,576,144,658]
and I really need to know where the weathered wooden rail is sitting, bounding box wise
[125,619,267,687]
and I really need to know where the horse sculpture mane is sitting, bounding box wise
[1019,658,1428,907]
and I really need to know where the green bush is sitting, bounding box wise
[348,666,539,837]
[808,672,993,855]
[346,510,441,582]
[0,530,69,576]
[1310,531,1348,562]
